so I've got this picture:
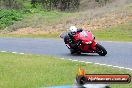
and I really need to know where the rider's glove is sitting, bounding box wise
[71,42,80,49]
[76,40,82,46]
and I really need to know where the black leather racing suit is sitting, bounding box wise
[64,28,83,50]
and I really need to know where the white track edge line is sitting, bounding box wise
[1,51,132,71]
[67,58,132,71]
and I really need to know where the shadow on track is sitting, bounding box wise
[64,53,100,57]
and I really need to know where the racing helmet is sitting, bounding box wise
[69,26,77,35]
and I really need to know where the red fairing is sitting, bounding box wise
[61,30,107,56]
[74,31,93,43]
[91,41,97,50]
[73,31,97,53]
[60,31,107,56]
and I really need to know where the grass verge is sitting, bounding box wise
[0,22,132,41]
[92,22,132,41]
[0,52,131,88]
[0,33,60,38]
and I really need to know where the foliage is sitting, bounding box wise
[0,52,132,88]
[0,10,23,29]
[0,0,80,11]
[95,0,112,6]
[0,0,24,9]
[92,22,132,41]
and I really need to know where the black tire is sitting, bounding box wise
[96,43,107,56]
[70,49,76,54]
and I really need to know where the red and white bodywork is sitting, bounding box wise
[60,30,107,56]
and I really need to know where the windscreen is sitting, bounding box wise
[80,31,88,37]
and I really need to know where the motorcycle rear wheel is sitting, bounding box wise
[96,44,107,56]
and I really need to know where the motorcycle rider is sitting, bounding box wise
[64,26,83,53]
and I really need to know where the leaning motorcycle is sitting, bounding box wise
[60,30,107,56]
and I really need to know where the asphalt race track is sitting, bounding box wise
[0,38,132,69]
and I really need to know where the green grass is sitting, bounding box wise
[0,52,132,88]
[3,11,76,32]
[0,10,23,29]
[0,3,131,42]
[92,22,132,41]
[0,33,60,38]
[0,22,132,41]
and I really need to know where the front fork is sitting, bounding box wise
[91,41,97,51]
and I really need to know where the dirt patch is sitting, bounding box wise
[8,27,49,35]
[81,14,132,30]
[5,2,132,35]
[8,14,131,35]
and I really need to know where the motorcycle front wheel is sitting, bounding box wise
[96,44,107,56]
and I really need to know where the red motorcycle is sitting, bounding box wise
[60,30,107,56]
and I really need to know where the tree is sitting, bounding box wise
[95,0,111,7]
[0,0,80,11]
[31,0,37,8]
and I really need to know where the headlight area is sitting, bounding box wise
[85,41,92,44]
